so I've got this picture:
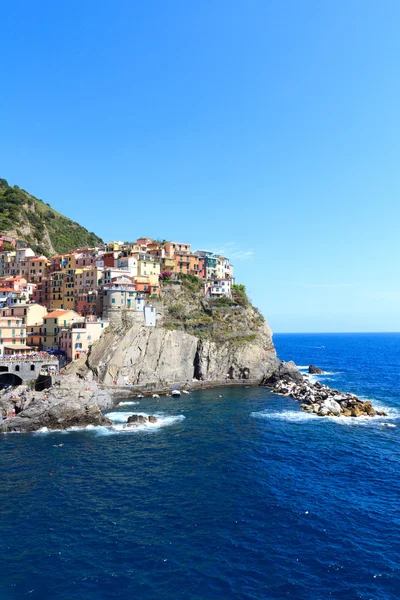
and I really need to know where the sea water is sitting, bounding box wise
[0,333,399,599]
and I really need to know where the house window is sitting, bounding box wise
[31,365,35,371]
[112,298,115,304]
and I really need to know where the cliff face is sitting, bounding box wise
[88,322,278,386]
[87,283,279,386]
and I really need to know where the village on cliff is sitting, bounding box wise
[0,235,237,367]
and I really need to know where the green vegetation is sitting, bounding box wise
[179,273,204,293]
[0,178,103,255]
[232,284,249,307]
[231,333,257,344]
[167,302,186,320]
[213,297,236,307]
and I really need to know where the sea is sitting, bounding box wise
[0,333,399,600]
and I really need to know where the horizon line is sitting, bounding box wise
[273,331,400,335]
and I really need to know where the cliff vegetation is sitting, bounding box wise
[86,280,277,387]
[160,276,265,344]
[0,178,103,255]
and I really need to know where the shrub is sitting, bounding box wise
[232,284,249,307]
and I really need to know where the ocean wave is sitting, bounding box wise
[251,407,399,427]
[118,401,140,406]
[30,414,185,436]
[251,410,318,423]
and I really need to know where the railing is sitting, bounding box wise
[0,353,59,363]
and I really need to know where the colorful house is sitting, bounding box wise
[204,279,232,299]
[41,309,82,351]
[0,315,27,355]
[59,317,109,362]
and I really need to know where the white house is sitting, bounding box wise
[204,279,232,299]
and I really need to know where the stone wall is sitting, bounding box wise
[0,359,59,384]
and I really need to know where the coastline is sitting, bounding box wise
[0,358,389,433]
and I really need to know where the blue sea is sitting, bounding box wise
[1,333,399,599]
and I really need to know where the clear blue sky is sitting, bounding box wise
[1,0,399,333]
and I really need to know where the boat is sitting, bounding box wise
[171,389,181,397]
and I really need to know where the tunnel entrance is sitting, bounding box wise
[0,373,23,389]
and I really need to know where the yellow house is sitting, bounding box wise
[0,303,47,326]
[41,309,82,350]
[49,271,64,309]
[27,256,50,284]
[132,253,161,278]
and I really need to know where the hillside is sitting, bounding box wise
[0,178,103,255]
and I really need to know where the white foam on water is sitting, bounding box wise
[118,401,140,406]
[251,410,319,423]
[95,414,185,436]
[105,410,151,423]
[28,413,186,436]
[34,427,50,434]
[252,404,400,427]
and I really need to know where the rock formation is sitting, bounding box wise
[87,288,279,387]
[126,414,158,426]
[262,360,303,386]
[309,365,324,374]
[0,374,113,433]
[273,377,386,418]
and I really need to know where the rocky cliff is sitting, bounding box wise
[87,282,279,387]
[0,374,113,433]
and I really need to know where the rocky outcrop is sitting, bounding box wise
[0,374,113,433]
[273,377,386,418]
[127,414,158,426]
[87,316,279,387]
[262,360,303,386]
[309,365,324,374]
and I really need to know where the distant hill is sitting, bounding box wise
[0,178,103,255]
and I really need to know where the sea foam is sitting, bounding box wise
[118,401,140,406]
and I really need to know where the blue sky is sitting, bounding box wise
[1,0,400,332]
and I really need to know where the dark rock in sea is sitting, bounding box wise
[309,365,324,374]
[126,414,158,427]
[263,360,303,386]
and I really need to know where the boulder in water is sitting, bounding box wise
[126,414,158,427]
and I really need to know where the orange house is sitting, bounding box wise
[134,277,160,297]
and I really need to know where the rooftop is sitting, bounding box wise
[45,310,73,319]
